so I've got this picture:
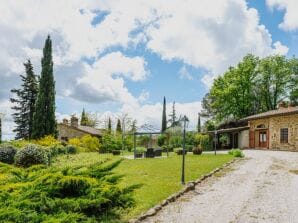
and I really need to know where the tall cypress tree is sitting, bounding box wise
[10,60,39,139]
[197,113,201,133]
[161,96,167,132]
[80,108,88,126]
[32,35,57,139]
[116,119,122,133]
[107,117,112,133]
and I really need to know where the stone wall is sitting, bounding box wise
[57,124,86,141]
[249,114,298,151]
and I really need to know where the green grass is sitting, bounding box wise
[54,152,233,220]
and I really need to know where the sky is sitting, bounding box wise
[1,0,298,139]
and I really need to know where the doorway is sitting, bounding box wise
[259,131,267,148]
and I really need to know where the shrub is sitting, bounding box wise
[157,134,167,146]
[58,176,92,197]
[169,136,182,148]
[135,147,146,154]
[185,144,193,152]
[194,134,212,151]
[47,144,67,157]
[193,147,202,155]
[0,144,17,164]
[112,150,121,155]
[68,137,81,147]
[174,148,187,155]
[228,148,244,158]
[15,144,49,167]
[65,145,78,154]
[101,133,122,153]
[81,135,101,152]
[162,144,173,152]
[33,135,60,147]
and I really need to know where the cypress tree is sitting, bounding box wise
[161,96,167,132]
[10,60,39,139]
[80,108,88,126]
[108,117,112,133]
[197,113,201,133]
[116,119,122,133]
[32,35,57,139]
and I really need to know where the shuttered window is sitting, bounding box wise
[280,128,288,143]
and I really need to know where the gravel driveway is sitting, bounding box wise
[143,150,298,223]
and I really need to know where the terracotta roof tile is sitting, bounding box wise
[241,106,298,121]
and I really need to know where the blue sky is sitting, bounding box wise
[1,0,298,139]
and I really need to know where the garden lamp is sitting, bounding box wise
[181,115,189,185]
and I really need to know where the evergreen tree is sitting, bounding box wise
[10,60,39,139]
[161,96,167,132]
[32,35,57,139]
[168,101,179,127]
[108,117,112,133]
[197,113,201,133]
[130,119,137,133]
[116,119,122,133]
[80,108,88,126]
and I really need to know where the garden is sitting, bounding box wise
[0,132,238,222]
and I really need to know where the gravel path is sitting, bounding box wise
[143,150,298,223]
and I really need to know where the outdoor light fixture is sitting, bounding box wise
[181,115,189,185]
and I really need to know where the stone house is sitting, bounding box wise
[57,116,103,142]
[241,105,298,151]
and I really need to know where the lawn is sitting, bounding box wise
[54,152,233,220]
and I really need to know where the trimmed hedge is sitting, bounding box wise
[0,144,17,164]
[15,144,48,167]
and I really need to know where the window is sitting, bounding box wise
[280,128,288,143]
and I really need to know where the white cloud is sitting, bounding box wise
[179,66,193,80]
[266,0,298,30]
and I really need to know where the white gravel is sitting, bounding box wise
[143,150,298,223]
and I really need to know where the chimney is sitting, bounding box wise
[70,116,79,128]
[62,118,69,125]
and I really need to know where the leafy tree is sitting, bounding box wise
[80,108,88,126]
[290,57,298,105]
[10,60,39,139]
[161,96,167,132]
[257,55,292,110]
[130,119,137,133]
[32,35,57,139]
[116,119,122,133]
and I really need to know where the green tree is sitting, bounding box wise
[32,35,57,139]
[257,55,292,110]
[161,96,167,132]
[197,113,201,133]
[130,119,137,133]
[290,57,298,105]
[80,108,88,126]
[107,117,112,133]
[10,60,39,139]
[116,119,122,133]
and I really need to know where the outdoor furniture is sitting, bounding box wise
[154,148,162,157]
[145,148,155,158]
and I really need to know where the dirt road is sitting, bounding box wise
[143,150,298,223]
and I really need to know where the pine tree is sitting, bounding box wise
[197,113,201,133]
[107,117,112,133]
[116,119,122,133]
[10,60,39,139]
[80,108,88,126]
[161,96,167,132]
[32,35,57,139]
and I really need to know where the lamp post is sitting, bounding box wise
[214,130,217,156]
[181,115,189,185]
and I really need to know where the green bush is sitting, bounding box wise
[112,150,121,155]
[101,133,122,153]
[0,160,137,222]
[228,148,244,158]
[65,145,78,154]
[194,134,212,151]
[135,147,146,154]
[81,135,101,152]
[174,148,187,155]
[193,147,202,155]
[157,134,167,146]
[185,144,193,152]
[161,144,173,152]
[47,144,67,157]
[0,144,17,164]
[15,144,49,167]
[169,136,182,148]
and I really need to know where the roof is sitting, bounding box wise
[241,106,298,121]
[208,126,249,134]
[58,123,103,136]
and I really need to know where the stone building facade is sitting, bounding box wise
[242,105,298,151]
[57,116,102,142]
